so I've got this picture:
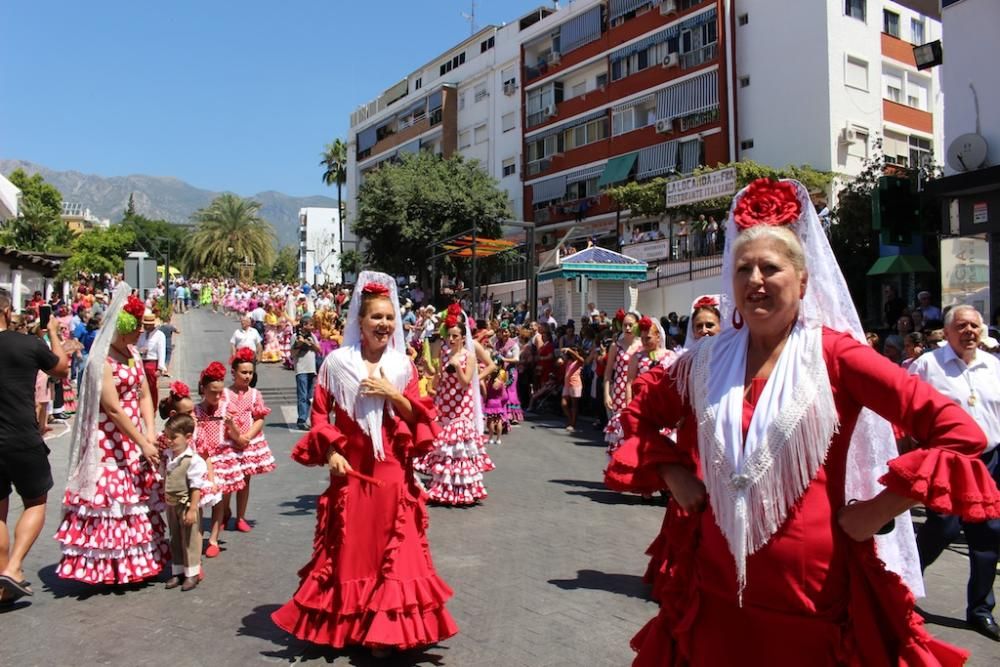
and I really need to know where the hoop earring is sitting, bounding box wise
[732,309,744,330]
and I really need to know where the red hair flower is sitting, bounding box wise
[733,178,802,231]
[693,295,719,309]
[444,314,459,330]
[638,316,654,331]
[614,308,626,322]
[169,381,191,399]
[446,303,463,316]
[123,295,146,321]
[200,361,227,386]
[233,347,256,364]
[361,282,390,297]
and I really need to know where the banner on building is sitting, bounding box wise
[623,239,670,263]
[665,167,737,208]
[940,235,990,317]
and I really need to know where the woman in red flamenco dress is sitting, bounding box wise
[606,178,1000,666]
[272,273,457,659]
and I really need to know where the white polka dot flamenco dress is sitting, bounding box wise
[55,358,169,584]
[415,351,494,505]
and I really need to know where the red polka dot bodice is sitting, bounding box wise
[434,350,476,423]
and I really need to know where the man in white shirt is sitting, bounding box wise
[250,303,267,338]
[230,316,263,359]
[543,307,557,329]
[138,311,167,406]
[908,305,1000,641]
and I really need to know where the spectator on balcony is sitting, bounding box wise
[675,219,689,258]
[630,227,640,245]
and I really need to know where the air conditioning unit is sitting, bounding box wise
[655,118,674,134]
[550,52,561,65]
[660,0,678,15]
[542,104,556,117]
[839,126,859,144]
[503,82,517,96]
[662,52,680,68]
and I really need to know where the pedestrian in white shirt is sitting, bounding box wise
[138,311,167,406]
[230,316,263,358]
[907,305,1000,641]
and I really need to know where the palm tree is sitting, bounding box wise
[320,138,348,258]
[185,194,276,277]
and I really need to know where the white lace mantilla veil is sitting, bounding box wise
[464,310,486,433]
[706,179,922,596]
[65,283,132,503]
[318,271,411,461]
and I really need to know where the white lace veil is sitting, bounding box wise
[65,283,132,502]
[717,180,923,596]
[464,311,486,433]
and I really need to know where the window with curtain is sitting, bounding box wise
[883,10,899,37]
[910,18,925,45]
[844,0,865,22]
[502,112,516,132]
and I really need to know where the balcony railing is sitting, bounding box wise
[680,43,717,69]
[526,109,554,128]
[526,158,552,177]
[396,111,426,131]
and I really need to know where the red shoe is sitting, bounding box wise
[235,519,252,533]
[205,543,221,558]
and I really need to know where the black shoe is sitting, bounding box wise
[968,614,1000,642]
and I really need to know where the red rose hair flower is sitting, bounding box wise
[361,282,390,297]
[693,295,719,309]
[200,361,227,386]
[446,303,463,316]
[638,316,654,331]
[614,308,626,322]
[444,314,460,330]
[233,347,256,364]
[733,178,802,231]
[123,295,146,321]
[169,381,191,399]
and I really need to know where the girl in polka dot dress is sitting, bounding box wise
[416,308,493,505]
[196,362,239,558]
[221,349,275,532]
[56,293,170,584]
[603,310,642,459]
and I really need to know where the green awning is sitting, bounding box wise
[866,254,935,276]
[597,152,638,188]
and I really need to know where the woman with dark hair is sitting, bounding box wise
[417,305,494,505]
[272,272,456,657]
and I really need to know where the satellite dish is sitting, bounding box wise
[946,133,988,172]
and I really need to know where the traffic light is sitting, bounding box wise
[872,176,920,245]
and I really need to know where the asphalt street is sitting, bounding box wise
[2,308,996,666]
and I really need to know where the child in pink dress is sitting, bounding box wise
[561,347,584,432]
[483,368,508,446]
[222,349,275,533]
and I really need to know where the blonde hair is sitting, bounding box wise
[731,225,806,274]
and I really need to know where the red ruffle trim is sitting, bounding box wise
[604,435,677,495]
[271,600,457,650]
[293,422,349,467]
[880,448,1000,522]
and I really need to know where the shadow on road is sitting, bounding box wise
[564,489,658,505]
[548,569,650,601]
[37,563,157,600]
[239,604,448,665]
[280,494,319,516]
[916,606,973,631]
[548,478,607,491]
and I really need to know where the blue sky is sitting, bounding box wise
[1,0,549,197]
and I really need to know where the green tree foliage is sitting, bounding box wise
[121,214,189,272]
[184,193,276,277]
[354,152,510,281]
[126,193,136,218]
[7,168,62,217]
[58,225,137,279]
[320,139,348,243]
[606,160,834,219]
[0,169,71,251]
[339,249,364,277]
[270,245,299,283]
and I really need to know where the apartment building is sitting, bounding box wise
[298,206,343,285]
[735,0,943,181]
[522,0,731,246]
[345,7,561,235]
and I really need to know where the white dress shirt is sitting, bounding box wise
[908,344,1000,451]
[138,328,167,371]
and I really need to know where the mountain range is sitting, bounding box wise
[0,159,338,248]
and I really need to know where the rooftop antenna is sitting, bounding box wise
[461,0,477,36]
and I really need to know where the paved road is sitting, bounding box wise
[3,308,996,665]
